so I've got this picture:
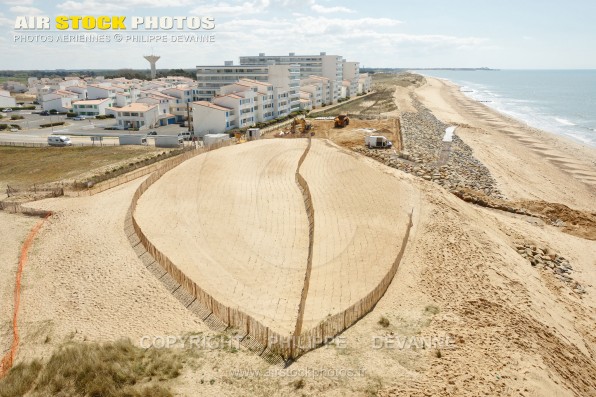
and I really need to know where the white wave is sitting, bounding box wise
[555,117,576,126]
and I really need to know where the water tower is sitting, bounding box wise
[143,54,160,79]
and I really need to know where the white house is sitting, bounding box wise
[87,84,117,100]
[358,73,372,94]
[72,98,113,116]
[0,90,16,108]
[191,101,234,136]
[2,81,27,93]
[109,103,159,130]
[41,90,79,112]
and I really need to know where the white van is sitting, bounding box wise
[48,136,72,147]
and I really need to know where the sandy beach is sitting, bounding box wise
[414,76,596,211]
[0,74,594,396]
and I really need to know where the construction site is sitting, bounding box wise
[1,73,595,397]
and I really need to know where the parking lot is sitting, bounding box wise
[0,107,191,146]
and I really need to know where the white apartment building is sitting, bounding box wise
[72,98,113,116]
[108,103,159,130]
[213,90,257,130]
[0,90,16,108]
[112,84,140,106]
[219,79,276,121]
[162,86,196,122]
[301,76,332,106]
[196,62,270,100]
[265,64,300,112]
[300,84,323,108]
[195,62,300,111]
[239,52,343,103]
[137,91,176,116]
[273,87,291,118]
[299,91,313,111]
[342,61,360,96]
[191,77,292,135]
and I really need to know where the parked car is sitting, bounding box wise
[179,131,194,141]
[3,108,13,112]
[73,116,86,121]
[147,131,158,135]
[40,110,50,116]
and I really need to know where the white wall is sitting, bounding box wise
[191,103,229,136]
[0,91,16,108]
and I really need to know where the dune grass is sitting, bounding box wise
[0,339,185,397]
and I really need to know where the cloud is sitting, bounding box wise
[56,0,196,13]
[190,0,271,16]
[311,4,355,14]
[3,0,34,5]
[0,12,13,28]
[56,0,126,13]
[215,15,485,60]
[9,6,43,15]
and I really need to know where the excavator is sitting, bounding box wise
[334,114,350,128]
[290,118,313,134]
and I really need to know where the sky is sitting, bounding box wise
[0,0,595,70]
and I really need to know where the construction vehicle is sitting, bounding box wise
[290,118,312,134]
[334,114,350,128]
[365,135,393,149]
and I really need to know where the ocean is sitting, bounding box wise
[414,70,596,147]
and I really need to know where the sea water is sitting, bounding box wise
[416,70,596,147]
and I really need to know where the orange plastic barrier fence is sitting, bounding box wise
[0,212,50,379]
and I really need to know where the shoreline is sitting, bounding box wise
[415,72,596,148]
[411,75,596,212]
[434,75,596,149]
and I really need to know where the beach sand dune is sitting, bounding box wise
[1,74,594,396]
[11,178,209,361]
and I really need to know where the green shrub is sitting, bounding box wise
[0,339,183,397]
[39,121,65,128]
